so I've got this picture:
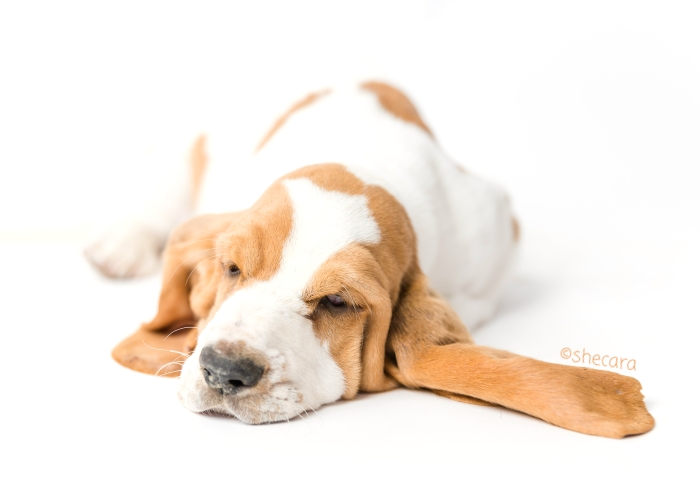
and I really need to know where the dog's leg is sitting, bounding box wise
[387,271,654,438]
[84,135,207,278]
[392,342,654,438]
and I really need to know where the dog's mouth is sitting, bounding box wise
[202,386,306,424]
[218,385,306,424]
[178,361,306,424]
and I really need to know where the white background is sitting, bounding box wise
[1,1,698,497]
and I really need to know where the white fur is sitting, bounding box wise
[201,84,517,329]
[178,178,380,422]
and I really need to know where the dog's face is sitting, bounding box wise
[172,165,416,423]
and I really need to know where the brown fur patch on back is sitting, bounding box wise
[190,134,208,205]
[256,90,331,151]
[361,81,432,136]
[512,217,520,242]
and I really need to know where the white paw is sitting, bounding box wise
[84,220,164,279]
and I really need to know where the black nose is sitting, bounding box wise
[199,345,265,395]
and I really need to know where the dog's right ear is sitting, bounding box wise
[111,213,238,377]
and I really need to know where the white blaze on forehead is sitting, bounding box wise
[279,177,380,295]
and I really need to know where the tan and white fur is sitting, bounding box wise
[86,82,654,438]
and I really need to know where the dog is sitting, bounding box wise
[86,81,654,437]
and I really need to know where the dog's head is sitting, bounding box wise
[115,163,468,423]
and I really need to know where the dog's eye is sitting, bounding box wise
[227,264,240,277]
[325,294,346,307]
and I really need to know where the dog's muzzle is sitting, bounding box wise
[199,345,265,395]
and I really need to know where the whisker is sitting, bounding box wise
[184,254,221,287]
[155,363,183,376]
[141,340,191,357]
[292,402,320,431]
[306,405,320,418]
[163,247,218,286]
[164,354,191,366]
[163,325,199,340]
[294,402,312,421]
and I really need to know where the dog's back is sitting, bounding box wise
[200,82,519,328]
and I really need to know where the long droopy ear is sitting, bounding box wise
[385,268,655,438]
[112,213,238,377]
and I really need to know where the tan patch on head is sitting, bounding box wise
[211,181,294,305]
[256,90,331,151]
[361,81,432,136]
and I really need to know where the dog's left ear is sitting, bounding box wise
[385,267,655,438]
[111,213,238,377]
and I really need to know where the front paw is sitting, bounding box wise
[556,367,655,438]
[84,220,163,278]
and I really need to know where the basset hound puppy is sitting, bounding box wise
[86,82,654,438]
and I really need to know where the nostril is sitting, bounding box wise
[199,345,265,395]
